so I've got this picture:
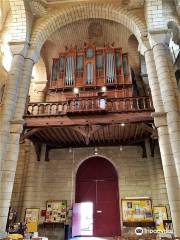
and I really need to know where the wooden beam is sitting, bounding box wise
[24,112,153,128]
[140,123,158,138]
[43,138,147,150]
[139,141,147,158]
[31,138,42,161]
[45,145,51,161]
[20,128,42,142]
[134,125,139,140]
[150,138,156,157]
[71,126,102,145]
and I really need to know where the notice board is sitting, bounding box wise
[45,200,67,223]
[122,198,153,222]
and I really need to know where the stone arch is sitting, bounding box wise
[9,0,32,42]
[30,3,148,54]
[75,155,121,236]
[128,34,146,96]
[75,154,119,180]
[128,34,140,73]
[29,56,47,102]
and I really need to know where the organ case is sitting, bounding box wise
[49,43,133,101]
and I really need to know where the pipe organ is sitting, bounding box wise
[49,43,132,101]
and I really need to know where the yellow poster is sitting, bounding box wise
[25,208,39,232]
[122,198,153,222]
[153,206,167,230]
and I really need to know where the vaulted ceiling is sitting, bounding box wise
[48,19,131,52]
[41,19,139,79]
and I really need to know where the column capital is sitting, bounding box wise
[151,112,167,128]
[9,119,25,134]
[147,30,171,49]
[8,40,30,57]
[138,37,151,55]
[26,47,40,64]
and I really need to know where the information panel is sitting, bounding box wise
[45,200,67,223]
[153,206,168,230]
[122,198,153,222]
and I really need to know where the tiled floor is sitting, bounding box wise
[70,238,113,240]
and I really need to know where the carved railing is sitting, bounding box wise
[24,96,154,116]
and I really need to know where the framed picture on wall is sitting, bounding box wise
[121,198,153,222]
[45,200,67,223]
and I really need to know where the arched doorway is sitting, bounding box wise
[75,156,121,237]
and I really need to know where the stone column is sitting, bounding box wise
[0,43,26,231]
[0,121,23,231]
[0,55,25,168]
[10,141,30,220]
[0,42,28,171]
[144,44,180,236]
[0,48,38,232]
[154,113,180,236]
[14,57,35,119]
[152,43,180,180]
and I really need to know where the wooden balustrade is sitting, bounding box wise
[24,96,154,116]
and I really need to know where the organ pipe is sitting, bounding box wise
[50,44,131,89]
[106,53,115,83]
[65,56,75,86]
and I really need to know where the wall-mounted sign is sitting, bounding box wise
[122,198,153,222]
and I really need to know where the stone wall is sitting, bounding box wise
[11,141,169,223]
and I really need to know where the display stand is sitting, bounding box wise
[43,200,67,237]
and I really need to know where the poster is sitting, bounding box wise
[45,200,67,223]
[122,198,153,222]
[153,206,168,230]
[25,208,39,232]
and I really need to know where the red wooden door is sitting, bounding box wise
[75,157,121,237]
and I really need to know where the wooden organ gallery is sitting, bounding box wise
[23,43,155,158]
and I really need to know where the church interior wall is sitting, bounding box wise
[11,142,169,223]
[0,0,179,235]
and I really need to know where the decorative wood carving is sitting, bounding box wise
[72,125,102,145]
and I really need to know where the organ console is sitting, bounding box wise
[49,43,133,101]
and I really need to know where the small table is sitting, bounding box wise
[43,222,64,236]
